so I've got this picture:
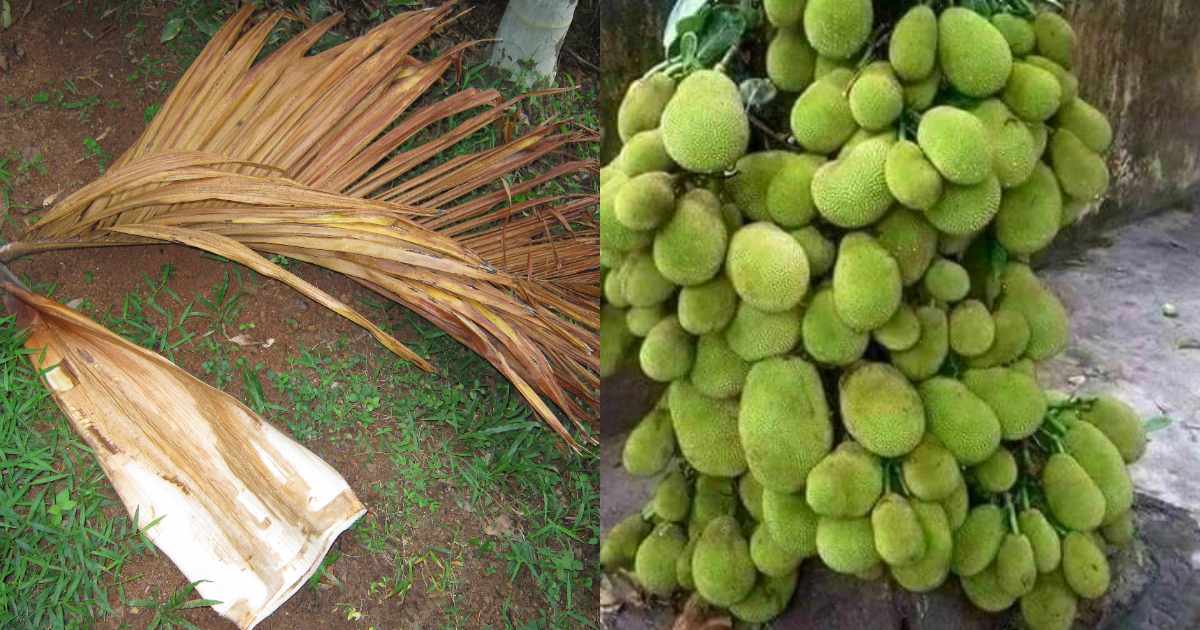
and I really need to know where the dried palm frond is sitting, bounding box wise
[1,3,599,449]
[2,282,366,629]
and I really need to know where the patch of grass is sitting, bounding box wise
[81,136,110,174]
[103,264,201,360]
[194,270,244,336]
[126,580,222,630]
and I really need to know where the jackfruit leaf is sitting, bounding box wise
[0,1,11,30]
[740,78,776,109]
[664,0,711,54]
[1144,415,1172,433]
[160,16,184,42]
[693,7,748,67]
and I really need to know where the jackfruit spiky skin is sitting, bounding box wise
[689,475,738,538]
[804,287,869,366]
[655,470,691,522]
[997,263,1069,360]
[804,0,873,60]
[1079,394,1147,463]
[891,306,950,381]
[676,537,697,590]
[1062,421,1134,525]
[767,154,827,228]
[1021,571,1078,630]
[993,118,1039,189]
[885,140,944,211]
[622,251,676,307]
[850,69,904,131]
[937,230,979,258]
[724,301,802,362]
[762,488,819,558]
[691,333,750,399]
[763,0,803,28]
[1100,509,1135,547]
[661,71,750,174]
[790,79,858,155]
[1042,453,1105,531]
[726,222,810,312]
[891,501,953,591]
[615,172,676,231]
[942,477,970,530]
[806,441,884,518]
[1061,531,1109,599]
[919,377,1002,466]
[814,55,853,80]
[654,190,729,287]
[750,524,805,577]
[1011,358,1037,379]
[840,362,926,457]
[950,300,996,358]
[918,106,993,185]
[938,8,1013,97]
[1019,508,1062,573]
[962,367,1047,440]
[640,316,694,382]
[952,504,1007,577]
[727,152,796,222]
[838,126,898,160]
[603,266,630,308]
[599,165,622,187]
[739,474,765,522]
[992,13,1036,55]
[817,516,881,575]
[889,6,938,82]
[626,304,666,337]
[600,304,634,378]
[961,564,1017,612]
[739,357,833,493]
[874,303,922,352]
[719,201,744,234]
[923,259,970,303]
[1025,55,1078,106]
[1003,62,1063,123]
[678,275,737,335]
[1050,128,1110,201]
[601,514,651,570]
[791,227,836,278]
[599,246,625,272]
[832,233,903,331]
[872,494,927,567]
[623,409,675,477]
[767,28,817,93]
[618,73,676,142]
[875,207,938,285]
[670,382,747,477]
[1029,121,1050,158]
[600,176,651,253]
[1034,12,1076,69]
[926,174,1003,236]
[692,516,757,607]
[812,139,897,228]
[996,162,1063,255]
[902,435,962,501]
[1055,98,1113,154]
[618,128,676,177]
[997,533,1037,597]
[635,523,687,596]
[904,68,942,112]
[729,571,799,623]
[970,446,1017,493]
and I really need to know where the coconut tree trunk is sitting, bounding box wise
[490,0,579,86]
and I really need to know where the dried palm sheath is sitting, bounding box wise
[2,282,365,629]
[1,3,600,449]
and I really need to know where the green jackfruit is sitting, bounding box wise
[804,0,872,60]
[1034,12,1076,69]
[997,263,1069,360]
[691,333,750,398]
[926,175,1002,236]
[689,475,737,537]
[653,189,728,286]
[661,70,750,173]
[601,514,651,570]
[622,251,676,307]
[891,501,953,591]
[600,176,651,253]
[739,474,765,522]
[904,68,942,112]
[635,523,687,595]
[875,206,938,285]
[1029,120,1050,158]
[1055,98,1113,153]
[615,172,675,231]
[599,246,625,272]
[962,367,1047,440]
[1021,571,1078,630]
[603,266,629,307]
[1062,421,1134,524]
[838,125,898,159]
[1061,531,1109,599]
[618,73,676,142]
[938,8,1013,97]
[767,153,827,227]
[1018,508,1062,573]
[1025,55,1078,105]
[812,138,896,228]
[942,477,970,530]
[623,408,675,477]
[902,435,963,501]
[750,524,805,577]
[739,357,832,493]
[1012,358,1037,379]
[952,504,1007,577]
[996,162,1063,255]
[655,469,690,522]
[970,99,1038,188]
[949,299,996,357]
[600,304,634,378]
[617,128,676,177]
[889,6,938,82]
[1050,128,1110,201]
[891,306,950,381]
[726,222,810,312]
[692,516,757,607]
[872,493,927,566]
[817,516,880,574]
[1003,62,1062,122]
[814,55,853,80]
[720,201,744,234]
[730,572,798,623]
[726,151,795,221]
[840,362,926,457]
[992,13,1036,55]
[1042,453,1105,531]
[676,537,697,590]
[970,446,1017,493]
[874,303,922,351]
[761,488,819,558]
[919,377,1002,465]
[1100,509,1135,547]
[599,165,622,187]
[850,69,903,131]
[938,230,979,258]
[805,441,883,518]
[724,301,802,362]
[803,287,870,366]
[923,258,970,302]
[1079,394,1147,463]
[626,304,666,337]
[791,226,836,277]
[670,382,747,477]
[640,316,694,382]
[997,533,1037,597]
[767,27,817,93]
[678,275,737,335]
[832,233,902,331]
[918,106,993,184]
[1060,197,1086,227]
[961,564,1017,612]
[885,140,944,211]
[790,79,858,155]
[763,0,803,28]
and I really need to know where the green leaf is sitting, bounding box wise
[693,7,747,67]
[1144,415,1172,433]
[0,1,11,31]
[739,78,776,109]
[663,0,711,54]
[160,16,184,43]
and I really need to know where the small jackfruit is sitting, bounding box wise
[961,564,1017,612]
[812,138,897,228]
[750,524,805,577]
[727,152,796,222]
[724,301,802,362]
[840,362,926,457]
[949,299,996,357]
[661,70,750,173]
[1025,55,1078,105]
[874,303,922,351]
[952,504,1007,577]
[970,446,1017,493]
[635,523,687,596]
[941,477,970,530]
[719,201,744,234]
[918,106,993,185]
[997,533,1037,597]
[739,357,833,493]
[832,233,903,331]
[919,377,1002,466]
[817,516,881,574]
[992,13,1036,55]
[617,128,676,176]
[726,222,810,312]
[767,27,817,93]
[623,408,675,477]
[729,571,799,623]
[640,316,694,382]
[615,172,675,231]
[763,0,803,28]
[654,469,690,522]
[767,153,826,228]
[689,475,738,537]
[902,435,963,502]
[1100,509,1135,547]
[1050,128,1110,201]
[669,382,747,477]
[963,367,1047,440]
[926,175,1003,236]
[875,206,938,285]
[923,258,970,302]
[618,73,676,142]
[997,263,1069,360]
[676,537,697,590]
[872,493,927,566]
[1062,421,1134,525]
[790,79,858,155]
[626,304,666,337]
[739,474,765,522]
[601,514,651,570]
[1003,62,1062,122]
[803,287,870,366]
[805,441,884,518]
[891,306,950,381]
[849,68,904,131]
[1021,570,1078,630]
[761,488,819,558]
[692,516,757,607]
[678,274,737,335]
[996,162,1063,255]
[653,189,728,286]
[889,6,938,82]
[791,226,836,277]
[1029,120,1050,158]
[600,176,651,253]
[971,99,1038,188]
[1018,508,1062,573]
[1079,394,1147,463]
[1061,531,1109,599]
[1042,452,1105,531]
[891,501,953,591]
[691,333,750,398]
[622,251,676,307]
[804,0,873,60]
[1034,12,1076,69]
[814,55,853,80]
[1055,98,1113,153]
[885,140,943,211]
[938,8,1013,98]
[904,68,942,112]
